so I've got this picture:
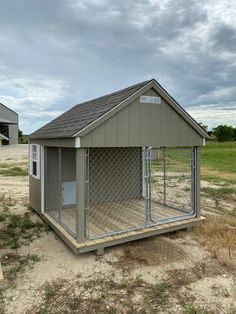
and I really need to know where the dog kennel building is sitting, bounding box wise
[29,79,207,254]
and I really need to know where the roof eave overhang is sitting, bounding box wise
[0,119,17,125]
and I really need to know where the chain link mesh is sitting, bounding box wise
[45,147,77,237]
[150,147,194,222]
[87,147,146,238]
[45,146,196,241]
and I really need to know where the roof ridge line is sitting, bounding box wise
[73,79,153,109]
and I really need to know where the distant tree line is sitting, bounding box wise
[199,123,236,142]
[18,129,28,144]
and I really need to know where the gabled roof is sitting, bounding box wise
[30,80,149,139]
[30,79,208,140]
[0,103,18,116]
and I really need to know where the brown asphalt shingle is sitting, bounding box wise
[29,80,152,139]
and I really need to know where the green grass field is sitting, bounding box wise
[201,141,236,184]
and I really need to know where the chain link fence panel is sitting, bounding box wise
[45,147,77,237]
[87,147,146,239]
[150,147,195,223]
[44,146,196,241]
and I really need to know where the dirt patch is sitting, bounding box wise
[202,167,236,182]
[0,145,236,314]
[0,177,28,214]
[0,145,28,164]
[201,180,227,189]
[166,258,224,288]
[1,252,20,265]
[187,275,236,313]
[111,236,187,269]
[27,257,234,314]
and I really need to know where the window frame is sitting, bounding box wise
[30,144,40,179]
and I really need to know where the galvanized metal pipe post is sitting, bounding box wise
[195,146,201,218]
[58,148,62,222]
[148,147,152,221]
[190,147,195,214]
[76,148,86,243]
[163,147,167,205]
[45,147,47,212]
[84,148,89,239]
[144,147,149,224]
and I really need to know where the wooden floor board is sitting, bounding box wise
[48,199,191,238]
[42,212,205,253]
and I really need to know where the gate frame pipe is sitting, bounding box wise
[76,148,86,243]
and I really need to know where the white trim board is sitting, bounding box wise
[75,137,81,148]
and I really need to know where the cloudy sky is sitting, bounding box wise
[0,0,236,134]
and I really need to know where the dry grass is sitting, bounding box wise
[202,167,236,183]
[192,216,236,270]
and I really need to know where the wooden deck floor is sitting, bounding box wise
[47,199,192,238]
[42,213,205,254]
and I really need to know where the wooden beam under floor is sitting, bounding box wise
[41,213,205,255]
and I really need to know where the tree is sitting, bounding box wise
[199,122,208,133]
[234,128,236,141]
[18,129,28,144]
[212,125,234,142]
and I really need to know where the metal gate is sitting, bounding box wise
[146,147,196,225]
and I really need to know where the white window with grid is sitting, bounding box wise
[30,144,40,179]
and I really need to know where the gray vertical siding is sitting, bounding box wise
[8,124,19,145]
[29,175,41,213]
[61,148,76,182]
[46,147,60,212]
[80,88,203,148]
[45,147,76,212]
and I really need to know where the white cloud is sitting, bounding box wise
[187,103,236,128]
[0,75,73,132]
[0,0,236,133]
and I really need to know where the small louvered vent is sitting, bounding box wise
[140,95,161,104]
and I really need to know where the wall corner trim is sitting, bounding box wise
[75,137,81,148]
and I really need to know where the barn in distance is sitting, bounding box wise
[0,103,18,146]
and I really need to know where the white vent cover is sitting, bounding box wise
[140,95,161,104]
